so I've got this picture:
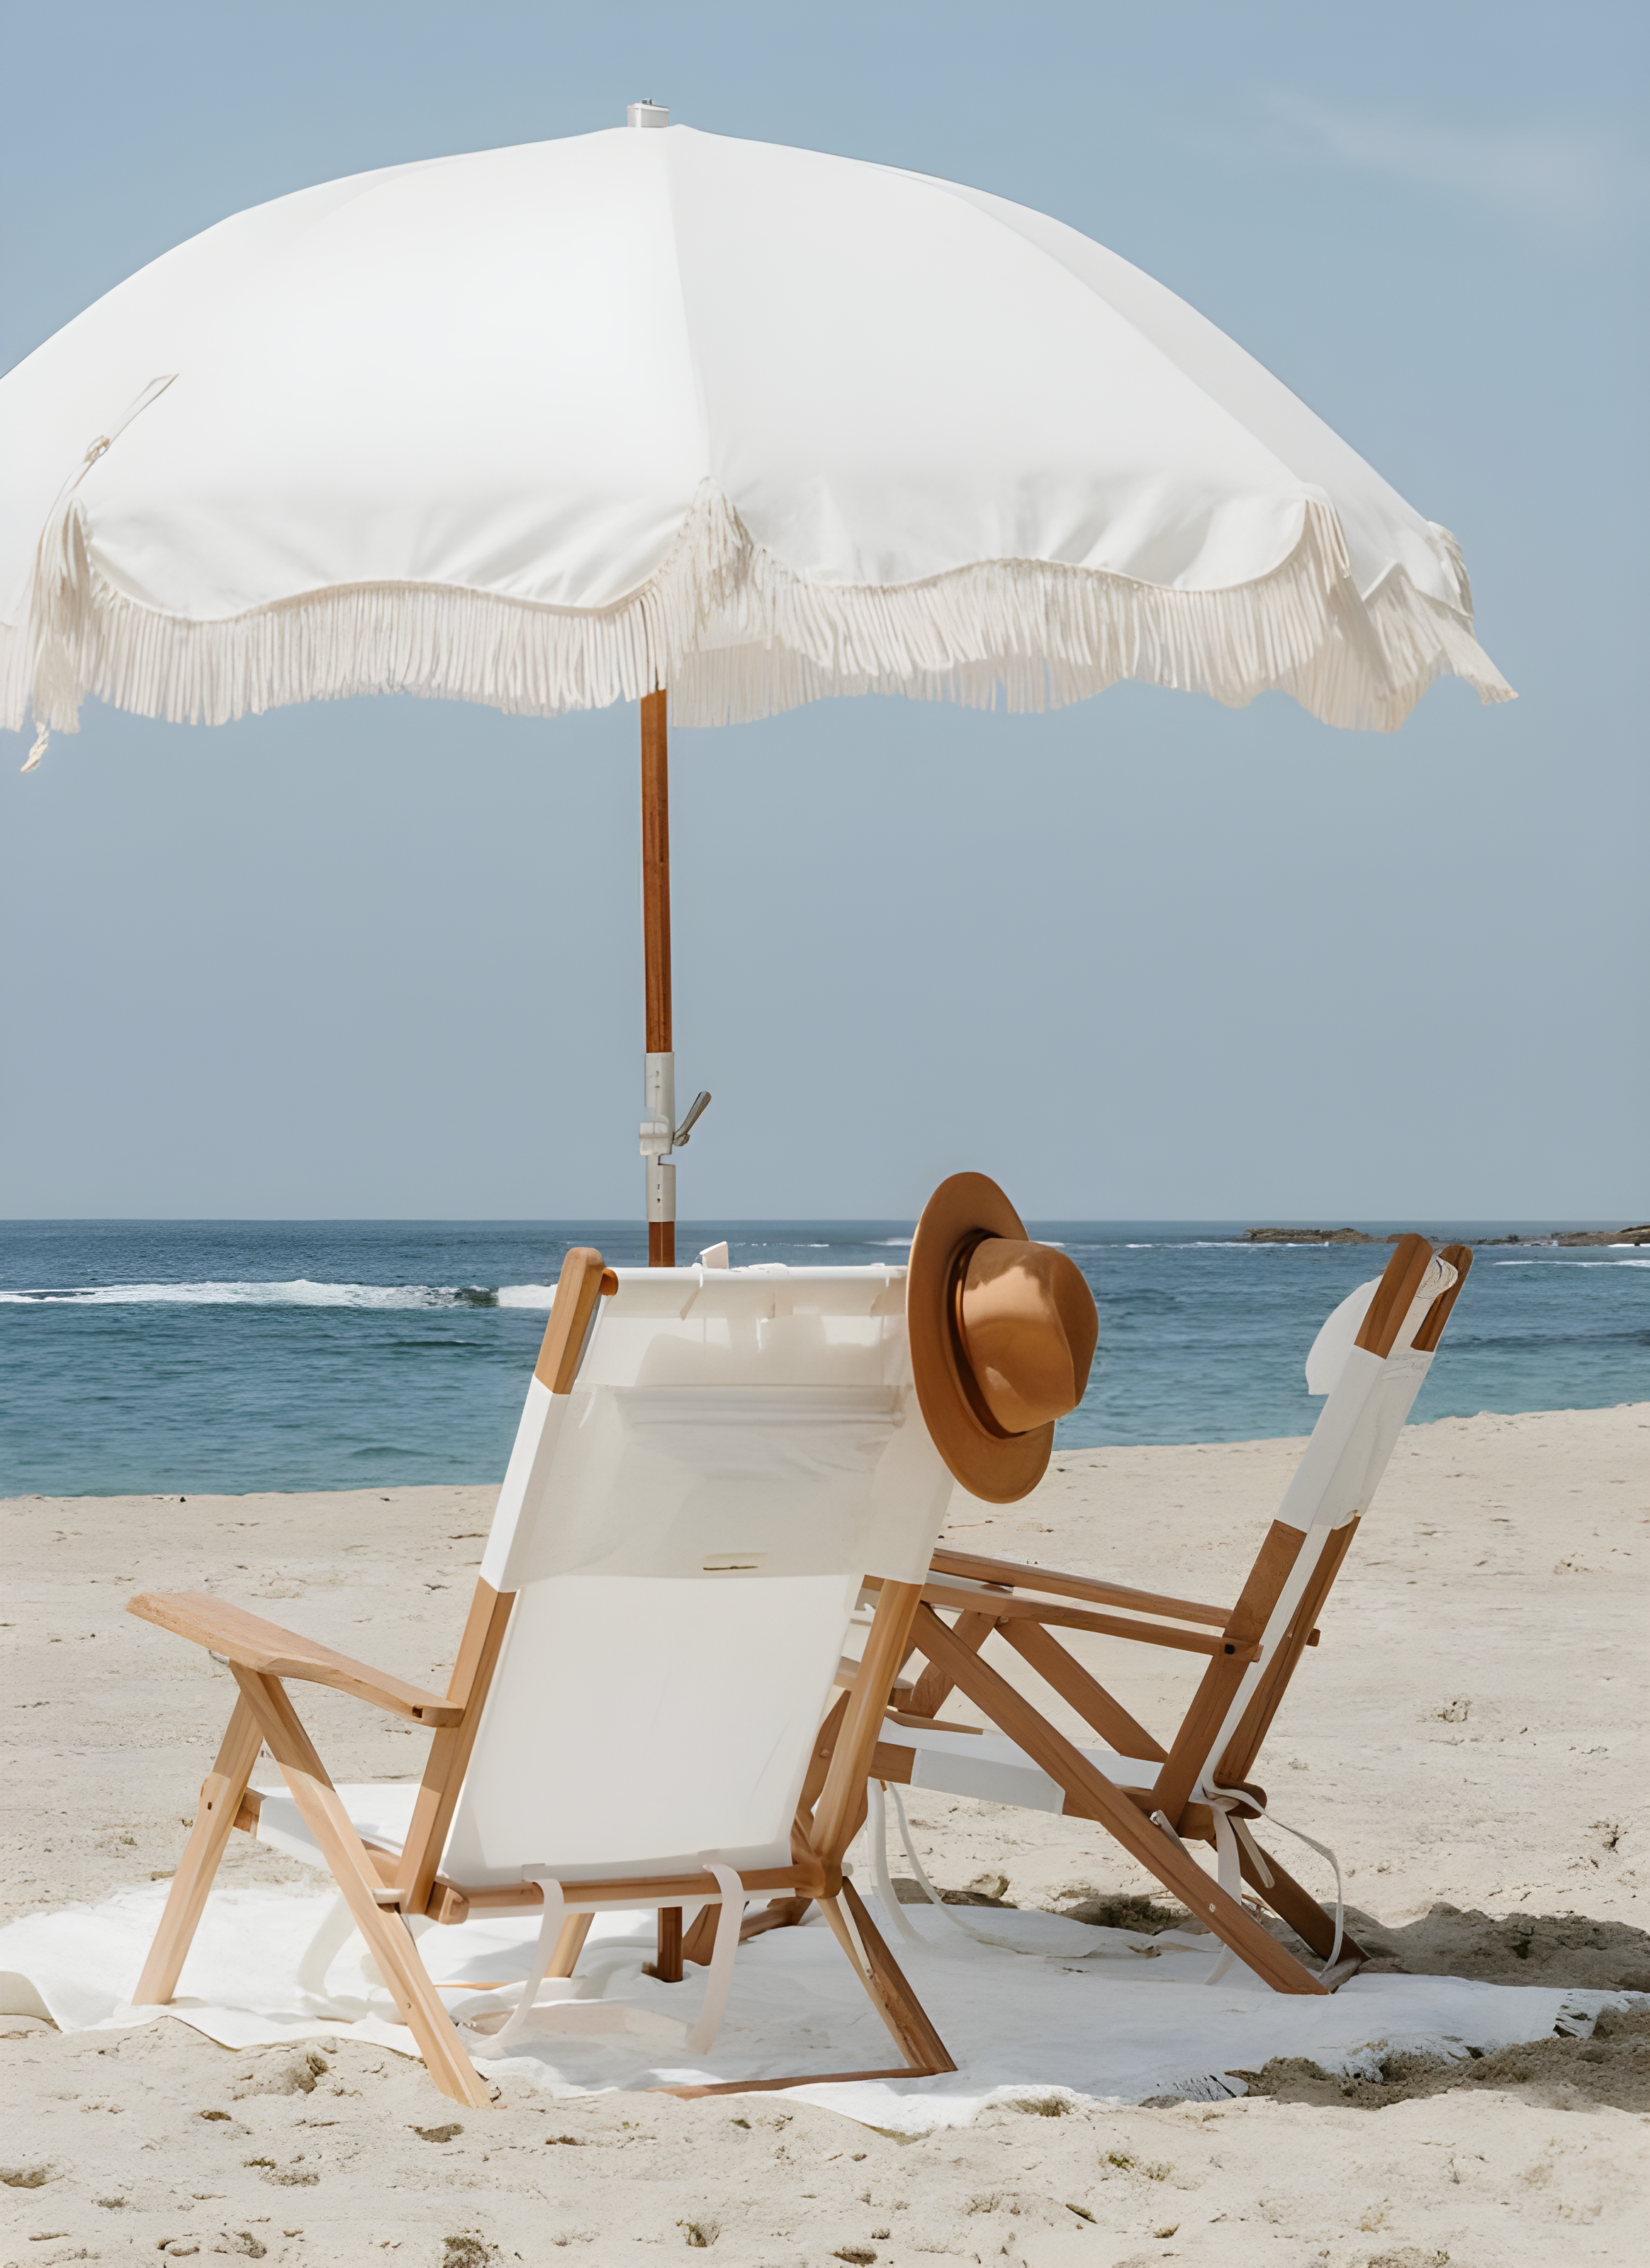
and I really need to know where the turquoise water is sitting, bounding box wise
[1,1220,1643,1495]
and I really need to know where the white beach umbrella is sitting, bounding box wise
[1,107,1512,1252]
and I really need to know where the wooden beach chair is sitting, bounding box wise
[125,1247,962,2107]
[832,1234,1472,1994]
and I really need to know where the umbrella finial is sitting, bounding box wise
[627,99,669,128]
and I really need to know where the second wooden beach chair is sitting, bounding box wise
[818,1189,1471,1995]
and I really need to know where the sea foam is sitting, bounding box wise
[0,1279,500,1308]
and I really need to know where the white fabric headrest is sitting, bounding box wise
[1305,1257,1458,1394]
[1304,1278,1379,1395]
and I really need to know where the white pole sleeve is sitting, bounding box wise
[641,1050,676,1226]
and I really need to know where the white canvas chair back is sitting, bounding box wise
[1196,1250,1458,1795]
[443,1262,953,1887]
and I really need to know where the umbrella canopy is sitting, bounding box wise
[3,121,1509,743]
[1,113,1514,1256]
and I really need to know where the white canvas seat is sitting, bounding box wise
[127,1247,958,2106]
[875,1724,1159,1815]
[853,1235,1474,1994]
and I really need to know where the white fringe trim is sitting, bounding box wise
[3,481,1512,742]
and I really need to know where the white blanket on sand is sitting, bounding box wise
[0,1885,1627,2133]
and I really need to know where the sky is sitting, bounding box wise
[1,1,1644,1224]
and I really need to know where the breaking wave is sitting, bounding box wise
[0,1279,559,1309]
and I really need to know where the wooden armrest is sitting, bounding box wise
[928,1546,1232,1631]
[889,1576,1257,1661]
[128,1592,463,1725]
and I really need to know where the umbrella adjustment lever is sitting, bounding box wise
[673,1091,712,1148]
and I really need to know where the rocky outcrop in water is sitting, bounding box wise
[1244,1227,1379,1245]
[1482,1225,1649,1247]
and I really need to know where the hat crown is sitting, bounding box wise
[907,1171,1099,1503]
[956,1237,1099,1436]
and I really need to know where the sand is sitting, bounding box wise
[2,1402,1646,2264]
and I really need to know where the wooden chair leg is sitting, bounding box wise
[133,1696,264,2006]
[232,1668,491,2109]
[817,1880,955,2075]
[547,1912,593,1978]
[645,1907,684,1982]
[680,1903,719,1965]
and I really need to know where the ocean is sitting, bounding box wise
[1,1220,1644,1497]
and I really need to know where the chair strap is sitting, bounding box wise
[877,1780,1059,1960]
[1147,1794,1344,1986]
[1206,1787,1345,1973]
[866,1781,924,1948]
[683,1864,746,2055]
[482,1863,751,2060]
[486,1871,570,2053]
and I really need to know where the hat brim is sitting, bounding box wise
[908,1172,1056,1505]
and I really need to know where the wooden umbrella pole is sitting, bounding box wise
[640,689,675,1267]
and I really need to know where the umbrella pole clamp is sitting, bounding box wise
[642,1051,676,1263]
[641,1051,712,1262]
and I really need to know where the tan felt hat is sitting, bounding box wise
[908,1172,1100,1504]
